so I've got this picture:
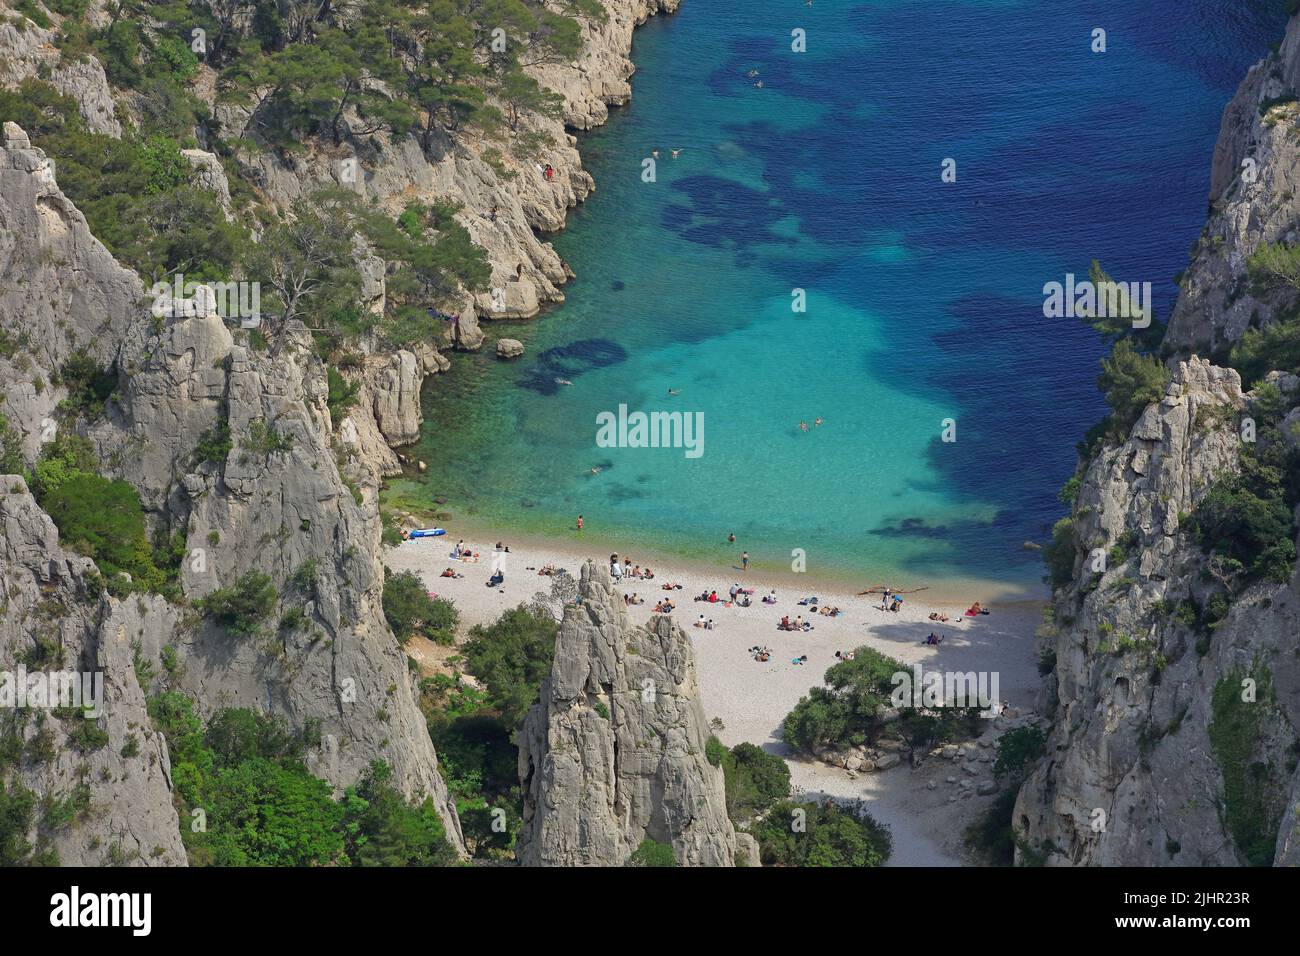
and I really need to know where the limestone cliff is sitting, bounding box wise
[0,476,186,865]
[0,0,685,865]
[1016,14,1300,865]
[517,561,739,866]
[1167,14,1300,354]
[0,126,465,857]
[1015,360,1300,865]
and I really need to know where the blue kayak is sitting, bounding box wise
[409,528,446,538]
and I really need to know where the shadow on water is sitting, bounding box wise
[515,338,629,395]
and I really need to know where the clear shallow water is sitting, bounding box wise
[395,0,1289,591]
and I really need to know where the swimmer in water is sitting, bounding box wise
[671,148,683,159]
[590,467,602,475]
[755,80,764,88]
[555,378,573,386]
[668,388,681,395]
[746,69,759,78]
[651,149,659,159]
[814,417,824,426]
[799,421,809,432]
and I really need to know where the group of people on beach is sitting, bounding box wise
[609,554,655,582]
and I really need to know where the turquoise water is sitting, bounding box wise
[401,0,1289,591]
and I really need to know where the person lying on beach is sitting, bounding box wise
[537,564,557,576]
[929,611,950,623]
[791,655,807,665]
[797,597,818,606]
[663,582,682,591]
[965,602,990,616]
[460,552,480,563]
[440,568,463,579]
[818,605,841,616]
[834,650,856,661]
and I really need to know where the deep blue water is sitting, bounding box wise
[401,0,1290,592]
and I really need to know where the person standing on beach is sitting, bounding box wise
[741,551,749,573]
[577,515,584,532]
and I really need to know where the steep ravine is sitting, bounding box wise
[0,0,681,864]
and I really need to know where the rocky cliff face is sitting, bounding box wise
[0,8,122,136]
[1015,360,1300,865]
[0,122,142,461]
[1166,14,1300,355]
[0,125,466,858]
[1016,17,1300,865]
[517,561,739,866]
[1,1,684,865]
[0,477,187,865]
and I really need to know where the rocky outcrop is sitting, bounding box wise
[0,11,122,136]
[495,338,525,360]
[1016,360,1300,866]
[0,477,186,865]
[517,561,738,866]
[95,311,464,850]
[1166,14,1300,355]
[0,132,467,856]
[535,0,682,130]
[0,124,143,459]
[1017,13,1300,869]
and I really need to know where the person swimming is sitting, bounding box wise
[668,388,681,395]
[671,148,683,158]
[814,417,824,426]
[555,378,573,385]
[799,421,809,432]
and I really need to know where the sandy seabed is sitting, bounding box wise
[388,532,1044,866]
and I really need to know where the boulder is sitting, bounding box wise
[496,338,525,359]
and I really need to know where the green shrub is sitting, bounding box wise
[1208,669,1284,866]
[382,568,458,645]
[327,367,360,417]
[461,605,557,728]
[42,472,167,591]
[192,418,232,465]
[626,839,677,868]
[712,740,790,825]
[1098,339,1170,439]
[993,726,1046,786]
[340,761,459,866]
[754,800,892,867]
[58,351,117,417]
[781,648,902,754]
[1188,450,1297,585]
[197,570,277,636]
[1042,517,1077,589]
